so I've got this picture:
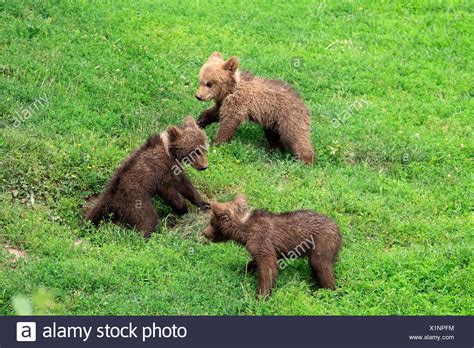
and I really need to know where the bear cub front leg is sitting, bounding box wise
[177,173,210,210]
[256,256,279,300]
[197,104,220,128]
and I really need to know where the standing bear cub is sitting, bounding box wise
[196,52,315,164]
[85,116,210,237]
[202,194,341,299]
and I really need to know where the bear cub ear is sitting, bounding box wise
[223,56,240,73]
[167,125,183,140]
[234,193,247,207]
[208,51,223,61]
[210,202,226,216]
[183,116,198,128]
[234,193,248,214]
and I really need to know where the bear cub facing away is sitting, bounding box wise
[196,52,315,164]
[203,194,341,299]
[85,116,210,238]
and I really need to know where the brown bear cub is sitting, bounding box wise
[195,52,315,164]
[85,116,210,238]
[202,194,341,299]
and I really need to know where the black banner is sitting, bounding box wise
[1,316,472,347]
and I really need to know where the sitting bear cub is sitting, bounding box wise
[85,116,210,237]
[196,52,315,164]
[203,194,341,299]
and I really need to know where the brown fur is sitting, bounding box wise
[202,194,341,299]
[196,52,315,164]
[85,116,210,238]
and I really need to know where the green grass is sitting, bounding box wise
[0,0,472,315]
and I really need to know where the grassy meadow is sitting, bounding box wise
[0,0,472,315]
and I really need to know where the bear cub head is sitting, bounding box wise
[195,51,240,102]
[202,194,249,242]
[167,116,209,170]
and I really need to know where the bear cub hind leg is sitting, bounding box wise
[264,128,286,152]
[282,135,315,164]
[308,252,336,290]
